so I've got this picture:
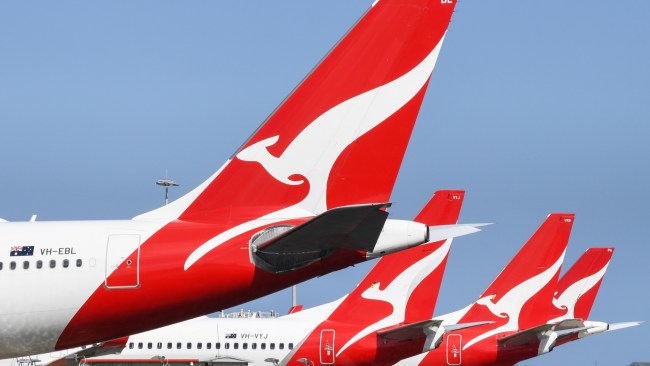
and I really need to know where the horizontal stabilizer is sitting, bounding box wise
[498,319,583,347]
[608,321,643,331]
[501,319,642,352]
[377,319,444,341]
[377,319,492,345]
[252,203,390,273]
[443,321,494,332]
[426,223,490,243]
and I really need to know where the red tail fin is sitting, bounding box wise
[281,189,465,365]
[303,189,465,361]
[553,247,614,321]
[405,190,465,323]
[138,0,456,222]
[329,190,463,323]
[452,214,574,351]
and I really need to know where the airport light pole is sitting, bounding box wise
[156,178,178,205]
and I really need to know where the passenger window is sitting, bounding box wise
[197,342,202,349]
[289,343,294,350]
[176,342,181,349]
[225,343,230,350]
[216,342,221,350]
[23,261,29,270]
[63,259,69,268]
[242,343,248,350]
[157,342,162,349]
[49,260,56,268]
[10,262,16,270]
[0,262,3,270]
[261,343,266,350]
[279,343,284,350]
[129,342,134,349]
[252,343,257,350]
[167,342,172,349]
[138,342,143,349]
[147,342,152,349]
[270,343,275,350]
[76,259,82,267]
[233,343,238,350]
[36,260,43,269]
[187,342,192,349]
[206,343,211,350]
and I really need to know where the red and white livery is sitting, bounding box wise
[397,221,641,365]
[0,0,469,358]
[0,189,474,366]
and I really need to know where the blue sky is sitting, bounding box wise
[1,1,648,364]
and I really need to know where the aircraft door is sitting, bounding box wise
[446,334,462,365]
[320,329,335,365]
[105,234,140,289]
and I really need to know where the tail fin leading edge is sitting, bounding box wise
[137,0,457,222]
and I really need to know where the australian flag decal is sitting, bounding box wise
[10,246,34,256]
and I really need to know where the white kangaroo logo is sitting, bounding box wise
[237,34,446,214]
[463,251,566,350]
[336,240,451,356]
[183,35,447,270]
[548,262,609,322]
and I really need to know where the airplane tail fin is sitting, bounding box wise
[331,190,463,321]
[459,214,574,332]
[319,190,464,356]
[136,0,457,222]
[552,247,614,321]
[404,190,465,323]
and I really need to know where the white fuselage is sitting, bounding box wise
[0,300,341,366]
[0,217,436,359]
[0,220,164,357]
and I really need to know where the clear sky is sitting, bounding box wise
[1,1,648,365]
